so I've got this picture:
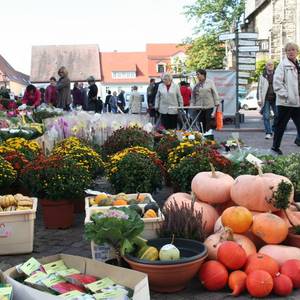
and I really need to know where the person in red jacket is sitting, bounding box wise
[180,81,191,107]
[45,77,58,106]
[22,84,41,107]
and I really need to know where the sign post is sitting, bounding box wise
[235,24,240,128]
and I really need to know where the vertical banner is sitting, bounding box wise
[206,70,236,116]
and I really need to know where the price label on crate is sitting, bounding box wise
[0,223,12,238]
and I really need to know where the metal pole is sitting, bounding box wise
[235,22,240,128]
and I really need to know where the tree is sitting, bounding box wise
[184,0,245,34]
[186,33,225,70]
[183,0,245,70]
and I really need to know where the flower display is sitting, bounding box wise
[101,126,154,159]
[0,155,17,190]
[1,137,41,160]
[52,137,104,177]
[0,150,29,175]
[20,155,92,201]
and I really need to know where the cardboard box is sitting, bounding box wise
[4,254,150,300]
[0,198,37,255]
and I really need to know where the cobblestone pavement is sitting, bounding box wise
[1,114,300,299]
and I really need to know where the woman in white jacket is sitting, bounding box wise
[272,42,300,154]
[155,73,183,129]
[129,86,142,114]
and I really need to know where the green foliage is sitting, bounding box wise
[273,180,294,210]
[186,33,225,70]
[101,126,154,160]
[84,207,144,255]
[184,0,245,34]
[108,152,162,194]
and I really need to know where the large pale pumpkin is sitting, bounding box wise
[221,206,253,233]
[252,213,288,244]
[191,166,234,204]
[164,193,219,235]
[230,171,294,212]
[204,227,256,260]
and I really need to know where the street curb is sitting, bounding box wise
[217,128,264,132]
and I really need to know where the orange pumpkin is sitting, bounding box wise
[217,241,247,270]
[191,166,234,204]
[221,206,253,234]
[204,227,256,260]
[165,193,219,235]
[244,253,279,277]
[230,171,294,212]
[198,260,228,291]
[143,209,157,218]
[112,199,128,206]
[246,270,273,298]
[281,259,300,288]
[228,270,247,297]
[273,273,293,296]
[252,213,288,244]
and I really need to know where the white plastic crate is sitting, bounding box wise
[0,198,37,255]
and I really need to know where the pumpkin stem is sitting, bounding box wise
[209,163,217,178]
[223,227,235,241]
[136,192,140,200]
[255,164,264,176]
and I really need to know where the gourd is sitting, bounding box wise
[252,213,288,244]
[138,246,159,261]
[259,245,300,266]
[143,209,157,218]
[246,270,273,298]
[228,270,247,297]
[198,260,228,291]
[191,164,234,204]
[204,227,256,260]
[230,167,294,212]
[244,253,279,277]
[112,199,128,206]
[221,206,253,234]
[273,273,293,296]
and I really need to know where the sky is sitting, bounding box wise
[1,0,196,74]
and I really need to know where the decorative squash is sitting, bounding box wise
[246,270,273,298]
[273,273,293,296]
[113,199,128,206]
[164,193,219,235]
[217,241,247,270]
[198,260,228,291]
[252,213,288,244]
[230,169,294,212]
[281,259,300,288]
[191,164,234,204]
[244,253,279,277]
[228,270,247,297]
[143,209,157,218]
[221,206,253,234]
[259,245,300,266]
[204,227,256,260]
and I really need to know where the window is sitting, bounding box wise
[112,71,136,79]
[157,64,165,73]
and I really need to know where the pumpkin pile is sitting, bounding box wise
[165,165,300,297]
[0,193,34,211]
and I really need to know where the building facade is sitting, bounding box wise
[243,0,300,61]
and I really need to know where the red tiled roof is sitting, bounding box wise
[0,55,30,86]
[100,52,149,84]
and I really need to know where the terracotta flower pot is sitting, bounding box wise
[123,238,207,293]
[286,230,300,248]
[41,199,74,229]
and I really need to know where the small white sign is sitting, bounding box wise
[239,57,256,64]
[239,52,256,57]
[238,78,248,85]
[239,46,260,52]
[239,40,256,46]
[246,153,263,167]
[239,64,256,71]
[219,32,235,41]
[239,32,258,40]
[239,71,251,78]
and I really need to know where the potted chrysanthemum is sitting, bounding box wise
[20,154,92,229]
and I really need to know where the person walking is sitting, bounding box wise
[258,60,277,139]
[155,73,183,129]
[45,77,58,106]
[117,90,125,112]
[87,76,98,111]
[147,78,156,118]
[109,91,118,113]
[56,66,71,110]
[191,68,220,133]
[129,86,142,114]
[272,42,300,155]
[104,90,112,112]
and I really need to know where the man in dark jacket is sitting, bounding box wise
[117,90,125,112]
[87,76,98,111]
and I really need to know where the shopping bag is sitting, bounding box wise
[216,111,223,130]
